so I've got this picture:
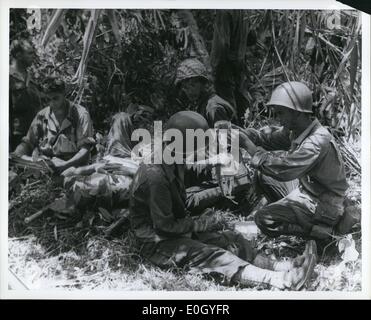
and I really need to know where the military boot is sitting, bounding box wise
[238,248,316,290]
[252,240,316,272]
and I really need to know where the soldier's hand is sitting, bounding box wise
[224,125,256,152]
[50,157,67,174]
[261,126,273,135]
[193,215,223,233]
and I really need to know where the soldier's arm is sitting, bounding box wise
[205,99,236,127]
[12,115,40,157]
[149,176,195,237]
[250,137,322,182]
[50,107,94,173]
[207,106,229,126]
[75,108,95,151]
[50,147,90,174]
[243,126,291,151]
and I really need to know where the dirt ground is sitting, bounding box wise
[8,219,361,291]
[8,145,362,292]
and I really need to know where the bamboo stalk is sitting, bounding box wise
[41,9,66,47]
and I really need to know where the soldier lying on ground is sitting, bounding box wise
[174,58,236,127]
[61,105,155,208]
[235,81,351,241]
[12,76,95,174]
[129,110,317,290]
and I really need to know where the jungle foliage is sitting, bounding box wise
[10,9,361,140]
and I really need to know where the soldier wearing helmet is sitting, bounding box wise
[236,81,349,241]
[129,110,316,290]
[174,58,236,127]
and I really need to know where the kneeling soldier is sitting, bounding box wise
[238,82,348,240]
[129,110,316,290]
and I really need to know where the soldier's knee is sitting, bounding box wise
[255,208,282,237]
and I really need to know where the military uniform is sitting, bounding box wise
[105,105,154,157]
[183,125,298,216]
[204,94,236,128]
[129,162,257,284]
[62,112,137,210]
[250,119,348,239]
[105,112,135,158]
[174,58,236,127]
[63,107,155,209]
[175,89,236,128]
[246,125,299,203]
[128,110,317,289]
[13,101,95,160]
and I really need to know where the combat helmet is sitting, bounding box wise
[267,81,313,113]
[164,111,209,159]
[174,58,209,86]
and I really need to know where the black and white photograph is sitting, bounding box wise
[1,0,370,298]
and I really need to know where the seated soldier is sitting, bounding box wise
[129,110,317,290]
[12,76,95,174]
[174,58,248,208]
[174,58,236,127]
[237,81,349,240]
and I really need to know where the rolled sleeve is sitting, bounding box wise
[76,110,95,149]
